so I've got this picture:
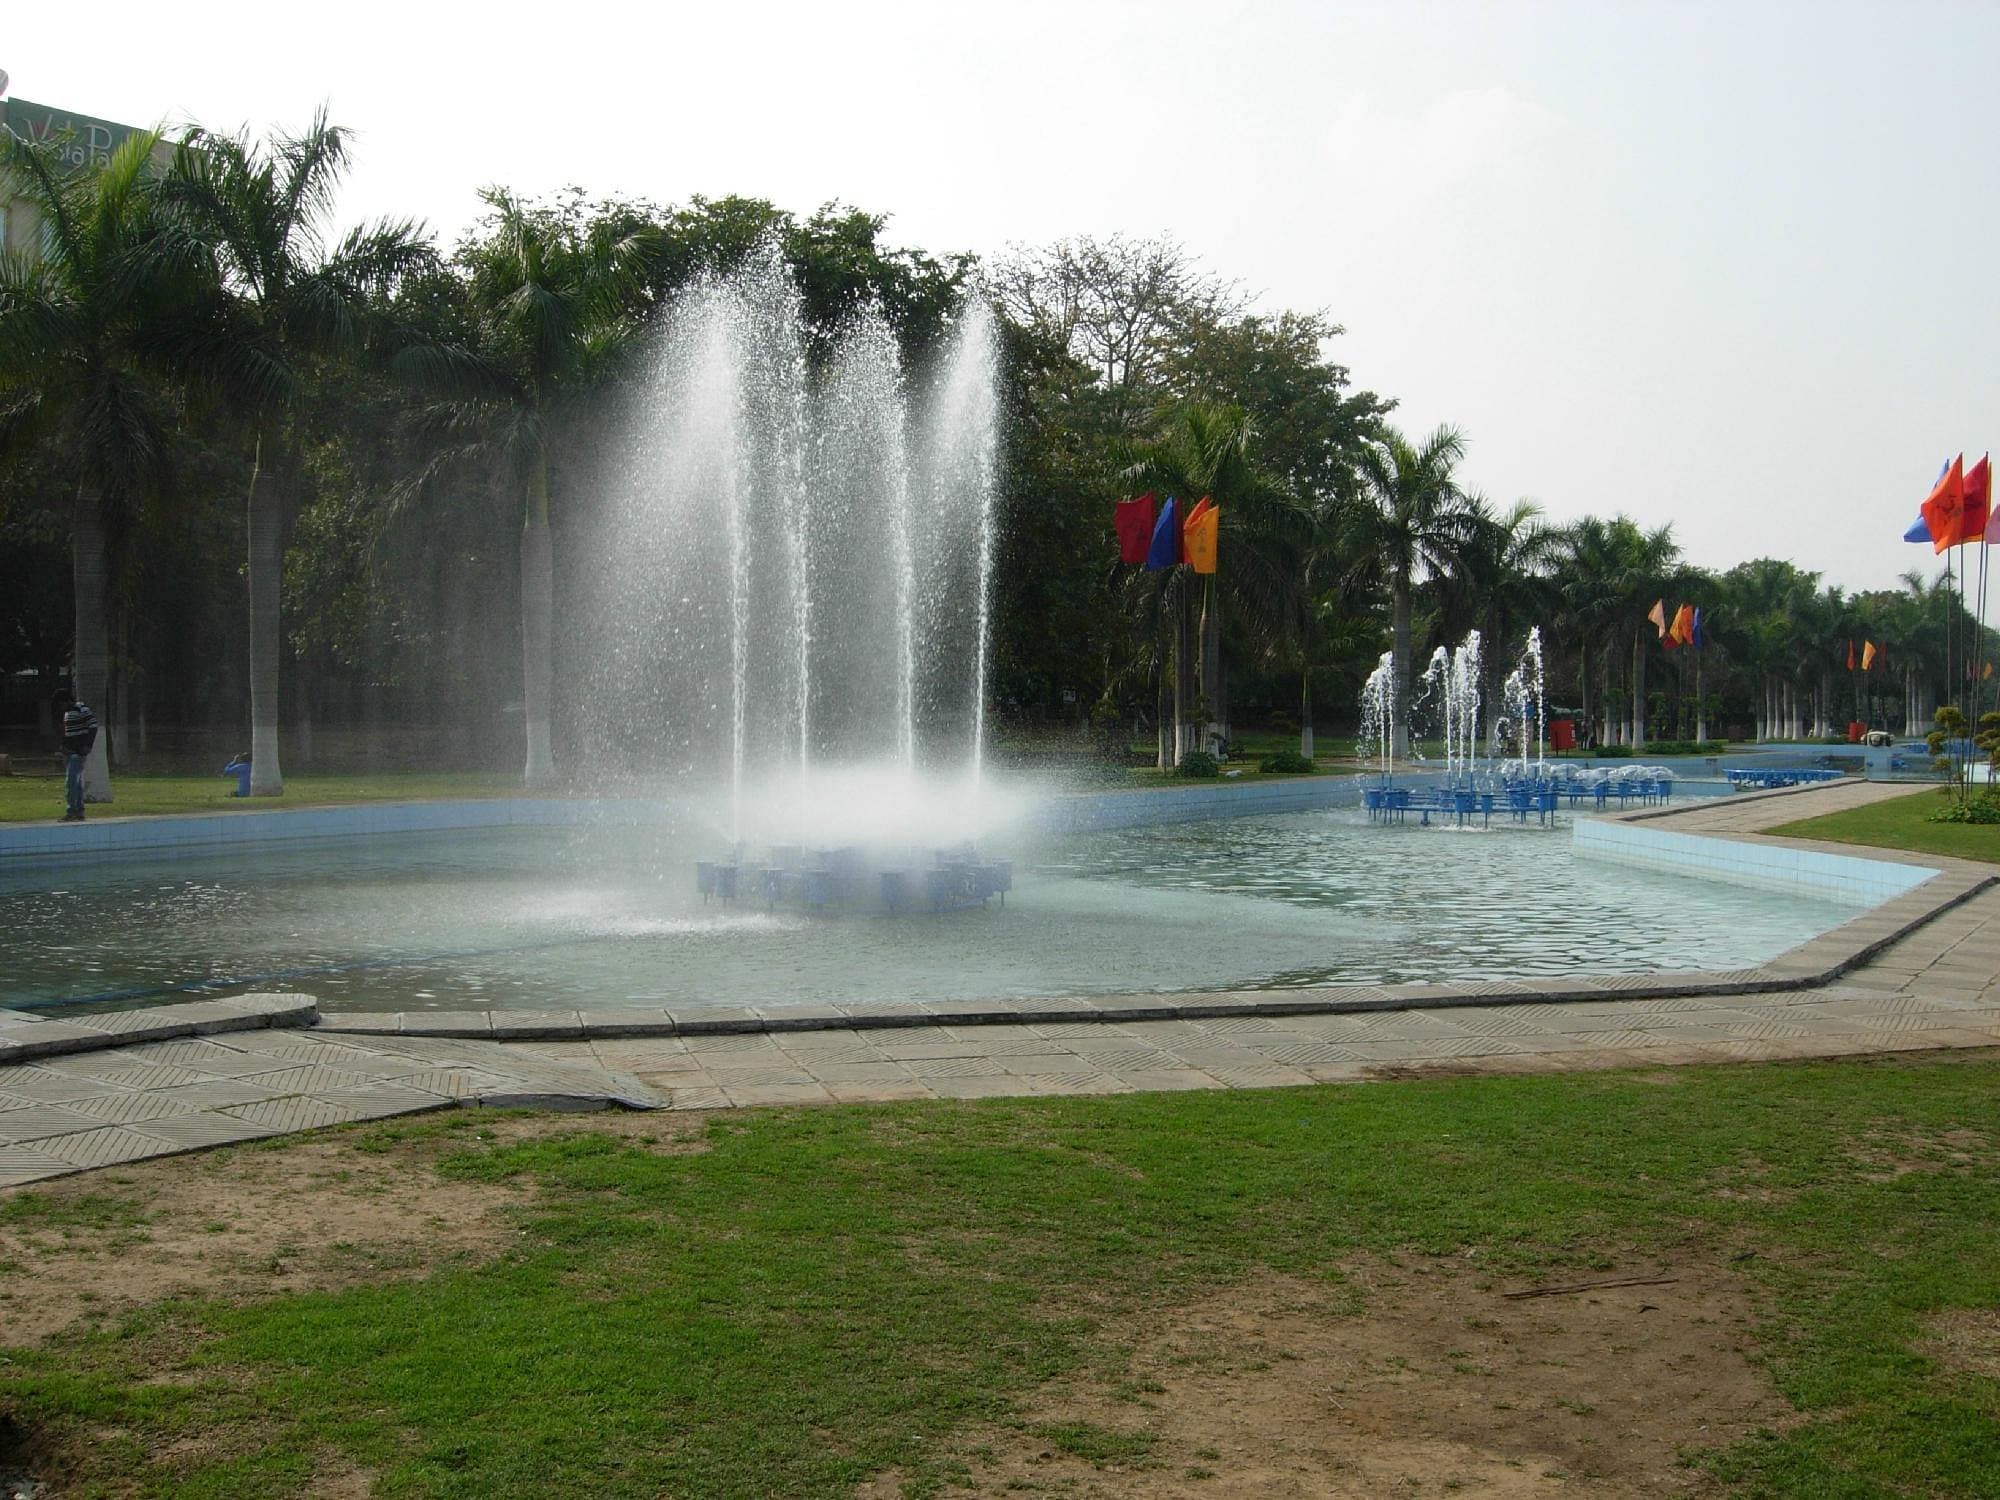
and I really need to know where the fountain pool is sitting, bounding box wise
[1,806,1868,1015]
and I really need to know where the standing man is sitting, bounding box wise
[56,692,98,823]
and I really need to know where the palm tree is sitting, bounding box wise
[1605,520,1681,749]
[1448,496,1559,745]
[1553,516,1627,746]
[1121,401,1299,762]
[1343,425,1473,758]
[162,110,430,795]
[0,129,192,804]
[395,190,655,785]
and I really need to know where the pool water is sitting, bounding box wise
[0,810,1865,1014]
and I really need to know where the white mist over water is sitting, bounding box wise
[588,252,1001,851]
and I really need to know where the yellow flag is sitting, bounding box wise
[1862,640,1877,671]
[1183,496,1219,574]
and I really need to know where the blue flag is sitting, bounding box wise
[1904,515,1932,543]
[1691,606,1703,650]
[1145,496,1181,570]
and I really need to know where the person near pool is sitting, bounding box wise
[56,691,98,822]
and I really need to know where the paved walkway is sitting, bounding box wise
[3,781,1995,1186]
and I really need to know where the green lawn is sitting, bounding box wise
[1767,787,2000,865]
[0,771,526,824]
[5,1055,2000,1496]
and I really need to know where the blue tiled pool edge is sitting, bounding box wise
[1572,817,1939,904]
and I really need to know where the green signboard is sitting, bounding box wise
[2,96,144,172]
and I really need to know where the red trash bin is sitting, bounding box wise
[1847,721,1864,742]
[1549,719,1575,751]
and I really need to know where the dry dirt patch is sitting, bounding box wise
[1924,1305,2000,1381]
[875,1255,1784,1498]
[0,1110,705,1345]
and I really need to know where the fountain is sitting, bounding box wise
[1493,627,1547,778]
[1357,651,1395,777]
[587,251,1009,909]
[1362,628,1572,829]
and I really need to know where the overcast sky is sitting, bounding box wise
[8,0,1995,596]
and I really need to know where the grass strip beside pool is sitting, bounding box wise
[0,772,526,824]
[1767,786,2000,865]
[3,1055,2000,1496]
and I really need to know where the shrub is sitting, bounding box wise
[1258,749,1316,775]
[1595,744,1634,757]
[1930,794,2000,825]
[1177,750,1221,779]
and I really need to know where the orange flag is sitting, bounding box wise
[1182,496,1218,574]
[1862,640,1878,671]
[1923,454,1967,552]
[1670,603,1695,646]
[1647,600,1667,638]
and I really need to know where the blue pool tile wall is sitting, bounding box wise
[1571,817,1936,903]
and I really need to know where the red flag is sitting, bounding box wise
[1114,492,1156,564]
[1923,455,1967,552]
[1965,454,1991,543]
[1847,639,1855,671]
[1669,603,1695,647]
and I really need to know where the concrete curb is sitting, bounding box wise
[0,993,317,1064]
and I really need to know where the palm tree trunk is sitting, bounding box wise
[1156,633,1172,770]
[1578,639,1590,744]
[1168,580,1184,764]
[521,458,556,787]
[1694,654,1707,743]
[1299,667,1314,760]
[1390,579,1412,759]
[246,440,288,796]
[1631,629,1647,750]
[1199,578,1222,754]
[72,481,112,803]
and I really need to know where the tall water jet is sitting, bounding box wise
[916,300,1000,788]
[1358,651,1395,775]
[587,252,1002,855]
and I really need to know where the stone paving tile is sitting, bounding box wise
[0,1066,130,1104]
[923,1076,1031,1100]
[903,1056,1011,1080]
[229,1064,378,1095]
[35,1058,209,1089]
[129,1111,280,1150]
[721,1082,833,1107]
[662,1086,732,1110]
[823,1081,935,1103]
[796,1061,916,1085]
[63,1089,207,1125]
[40,1125,174,1169]
[0,1144,81,1186]
[0,1103,103,1143]
[1109,1069,1225,1092]
[305,1085,456,1122]
[1021,1073,1132,1096]
[226,1095,380,1133]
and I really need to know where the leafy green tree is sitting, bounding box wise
[395,189,654,784]
[162,110,431,794]
[0,129,192,801]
